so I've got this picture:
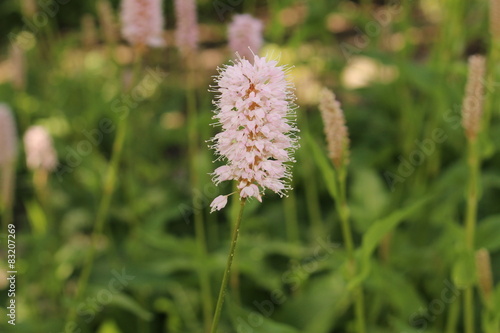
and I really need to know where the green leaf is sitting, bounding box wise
[229,302,301,333]
[350,167,390,232]
[106,292,153,321]
[369,263,424,319]
[277,272,351,333]
[451,251,476,288]
[306,133,338,200]
[25,200,47,235]
[476,215,500,252]
[97,321,122,333]
[348,196,432,290]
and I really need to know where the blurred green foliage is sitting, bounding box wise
[0,0,500,332]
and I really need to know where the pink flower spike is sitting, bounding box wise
[174,0,198,56]
[0,104,17,166]
[228,14,263,61]
[23,125,58,172]
[120,0,165,48]
[210,195,229,213]
[209,55,298,210]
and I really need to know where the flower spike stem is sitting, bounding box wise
[337,167,366,333]
[464,137,480,333]
[186,53,213,332]
[210,198,246,333]
[65,53,142,328]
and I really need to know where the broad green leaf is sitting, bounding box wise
[277,272,351,333]
[350,167,390,232]
[476,215,500,252]
[348,196,432,290]
[106,292,153,321]
[25,200,47,235]
[451,251,476,288]
[97,321,122,333]
[369,263,424,319]
[229,302,300,333]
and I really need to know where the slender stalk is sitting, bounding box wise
[336,167,366,333]
[33,169,50,230]
[185,52,213,332]
[464,138,479,333]
[210,198,246,333]
[445,295,460,333]
[300,114,324,240]
[65,51,142,327]
[283,191,300,244]
[483,41,500,135]
[66,114,128,325]
[229,189,241,306]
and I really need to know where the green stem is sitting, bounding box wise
[283,191,300,244]
[300,113,324,240]
[65,52,142,328]
[483,40,500,136]
[465,139,479,249]
[445,294,460,333]
[186,53,213,332]
[66,115,128,326]
[229,189,241,306]
[210,198,246,333]
[464,138,479,333]
[336,167,366,333]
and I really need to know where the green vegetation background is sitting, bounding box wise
[0,0,499,332]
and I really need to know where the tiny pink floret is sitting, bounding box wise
[210,195,229,213]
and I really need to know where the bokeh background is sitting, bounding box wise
[0,0,499,332]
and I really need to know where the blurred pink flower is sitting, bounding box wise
[120,0,165,48]
[23,126,58,172]
[209,55,298,210]
[174,0,198,55]
[0,104,18,166]
[228,14,263,61]
[462,55,486,140]
[319,88,349,168]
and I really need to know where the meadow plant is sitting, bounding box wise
[23,125,57,220]
[9,43,26,91]
[461,54,486,333]
[319,88,365,333]
[209,54,298,332]
[490,0,500,39]
[475,248,493,305]
[120,0,165,50]
[228,14,263,62]
[81,14,98,49]
[66,0,156,325]
[319,88,349,169]
[97,0,118,46]
[23,125,58,172]
[174,1,209,327]
[174,0,198,56]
